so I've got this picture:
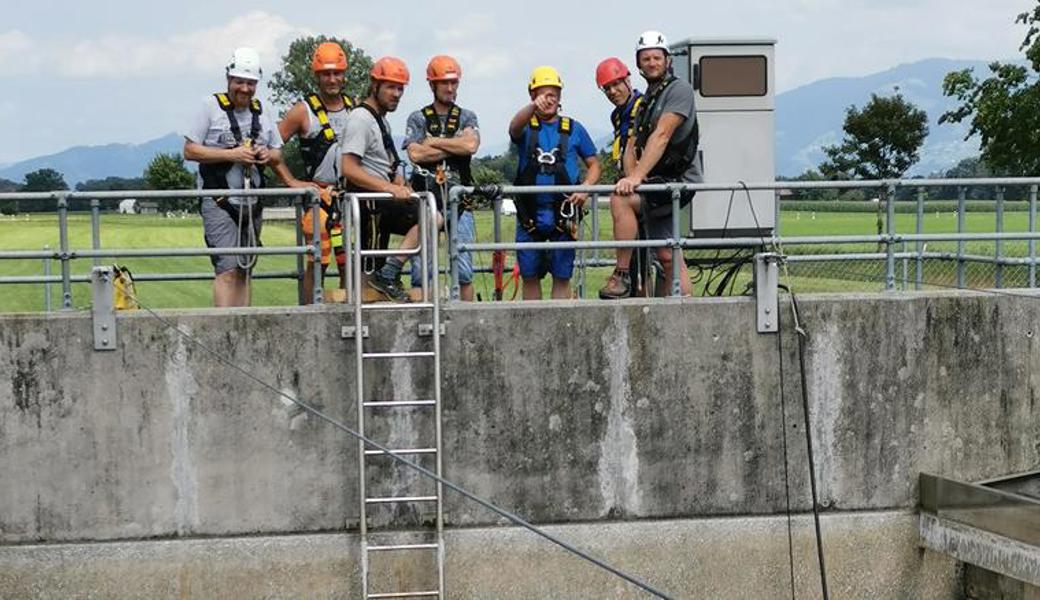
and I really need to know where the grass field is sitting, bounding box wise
[0,206,1035,313]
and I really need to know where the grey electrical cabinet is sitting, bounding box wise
[670,37,776,238]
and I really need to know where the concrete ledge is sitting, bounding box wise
[0,510,957,599]
[921,513,1040,587]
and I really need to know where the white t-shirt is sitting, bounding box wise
[183,95,283,194]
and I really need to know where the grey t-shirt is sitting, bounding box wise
[184,95,282,196]
[340,106,398,185]
[402,107,479,150]
[302,102,351,184]
[639,78,703,183]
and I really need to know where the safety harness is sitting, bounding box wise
[513,116,578,240]
[299,93,353,180]
[410,103,475,215]
[633,76,699,179]
[610,90,643,168]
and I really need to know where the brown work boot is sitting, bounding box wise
[598,269,632,299]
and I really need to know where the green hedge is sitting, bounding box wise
[780,201,1032,213]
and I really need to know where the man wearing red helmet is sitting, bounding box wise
[595,57,643,176]
[404,55,480,301]
[600,30,701,299]
[341,56,433,302]
[273,41,354,303]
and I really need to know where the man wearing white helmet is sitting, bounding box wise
[184,47,284,307]
[599,30,701,299]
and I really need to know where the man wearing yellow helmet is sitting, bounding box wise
[273,41,354,303]
[508,65,601,300]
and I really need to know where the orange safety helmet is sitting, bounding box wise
[595,57,630,88]
[312,42,348,72]
[426,55,462,81]
[370,56,410,85]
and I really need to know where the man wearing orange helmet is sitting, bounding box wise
[273,41,354,303]
[183,47,284,307]
[508,65,601,300]
[404,55,480,301]
[341,56,430,302]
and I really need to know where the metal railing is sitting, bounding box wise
[0,187,324,309]
[446,178,1040,299]
[2,177,1040,310]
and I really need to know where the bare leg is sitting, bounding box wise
[550,277,571,299]
[655,248,691,296]
[522,277,542,300]
[214,269,249,307]
[610,194,642,269]
[460,282,475,301]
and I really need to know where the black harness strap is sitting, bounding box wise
[633,77,699,179]
[610,91,643,167]
[513,116,575,239]
[357,101,402,180]
[200,93,266,219]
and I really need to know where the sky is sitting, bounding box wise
[0,0,1030,165]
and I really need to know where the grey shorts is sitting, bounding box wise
[641,188,695,241]
[201,198,263,274]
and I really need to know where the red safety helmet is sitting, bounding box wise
[596,57,630,88]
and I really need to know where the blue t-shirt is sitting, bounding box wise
[512,116,597,231]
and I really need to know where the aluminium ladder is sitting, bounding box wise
[348,192,445,599]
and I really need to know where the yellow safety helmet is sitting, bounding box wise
[528,65,563,92]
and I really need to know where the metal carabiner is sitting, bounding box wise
[559,199,576,220]
[536,148,558,166]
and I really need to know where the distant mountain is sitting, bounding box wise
[776,58,1007,177]
[0,133,184,185]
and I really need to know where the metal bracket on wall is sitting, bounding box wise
[91,266,117,351]
[754,253,780,334]
[341,325,370,339]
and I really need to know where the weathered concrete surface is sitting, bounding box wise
[0,510,957,599]
[921,513,1040,587]
[1,293,1038,544]
[965,565,1040,600]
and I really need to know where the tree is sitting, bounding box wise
[21,168,68,192]
[820,93,929,181]
[144,153,196,210]
[941,4,1040,176]
[267,36,374,110]
[76,176,146,192]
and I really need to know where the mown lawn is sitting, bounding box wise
[0,206,1035,312]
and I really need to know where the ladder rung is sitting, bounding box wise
[367,591,439,598]
[367,543,439,552]
[365,448,437,456]
[366,495,438,504]
[364,400,437,408]
[363,351,435,359]
[362,302,435,311]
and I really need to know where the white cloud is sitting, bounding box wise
[332,24,399,57]
[434,14,496,44]
[0,12,309,79]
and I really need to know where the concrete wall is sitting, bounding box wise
[1,292,1038,597]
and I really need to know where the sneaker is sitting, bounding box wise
[368,272,410,302]
[598,270,632,299]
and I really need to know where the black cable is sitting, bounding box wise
[785,285,831,600]
[122,290,674,600]
[775,296,798,600]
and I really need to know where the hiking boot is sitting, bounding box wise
[598,270,632,299]
[367,272,410,302]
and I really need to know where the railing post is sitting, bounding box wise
[670,187,682,297]
[995,186,1005,288]
[915,187,924,290]
[43,244,52,312]
[448,188,461,301]
[956,186,966,288]
[576,196,586,299]
[420,191,430,303]
[885,183,896,291]
[309,189,322,304]
[774,189,782,237]
[90,198,101,267]
[591,193,600,268]
[57,192,72,309]
[294,199,305,305]
[1029,185,1037,288]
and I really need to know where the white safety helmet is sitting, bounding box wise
[226,47,263,81]
[636,30,670,56]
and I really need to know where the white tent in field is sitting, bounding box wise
[118,199,138,214]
